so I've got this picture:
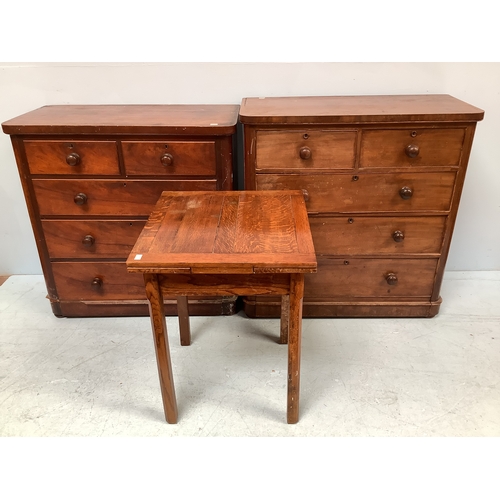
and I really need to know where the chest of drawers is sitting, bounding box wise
[239,95,484,318]
[2,104,239,317]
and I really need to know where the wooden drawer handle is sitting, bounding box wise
[66,152,81,166]
[299,147,311,160]
[399,186,413,200]
[386,273,398,285]
[91,277,103,289]
[160,153,174,167]
[82,234,95,247]
[74,193,88,205]
[405,144,420,158]
[393,230,405,242]
[301,189,310,201]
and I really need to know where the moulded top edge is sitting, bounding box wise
[238,95,485,124]
[1,104,240,135]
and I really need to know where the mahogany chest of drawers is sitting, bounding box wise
[239,95,484,318]
[2,104,239,317]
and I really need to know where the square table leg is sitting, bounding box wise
[177,296,191,346]
[144,273,178,424]
[280,294,290,345]
[287,273,304,424]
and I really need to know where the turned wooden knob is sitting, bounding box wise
[91,277,103,289]
[399,186,413,200]
[299,147,311,160]
[393,230,405,242]
[301,189,310,201]
[74,193,88,205]
[66,152,81,166]
[405,144,420,158]
[160,153,174,167]
[82,234,95,247]
[386,273,398,285]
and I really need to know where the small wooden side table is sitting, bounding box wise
[126,190,317,424]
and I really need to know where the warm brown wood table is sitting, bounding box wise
[126,190,317,424]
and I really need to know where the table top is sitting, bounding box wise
[239,94,484,124]
[126,190,317,274]
[2,104,240,136]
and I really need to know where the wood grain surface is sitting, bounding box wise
[239,95,484,124]
[2,104,239,135]
[127,191,317,274]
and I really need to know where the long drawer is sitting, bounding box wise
[33,179,217,216]
[309,215,446,255]
[42,219,146,259]
[51,262,230,304]
[255,172,456,213]
[304,258,439,299]
[52,262,147,300]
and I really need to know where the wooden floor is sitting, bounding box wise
[0,276,10,286]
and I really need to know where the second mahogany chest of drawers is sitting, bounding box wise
[239,94,484,318]
[2,104,239,317]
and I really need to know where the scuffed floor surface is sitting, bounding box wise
[1,272,499,437]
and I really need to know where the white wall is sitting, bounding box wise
[1,62,499,274]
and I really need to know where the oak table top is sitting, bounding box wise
[126,190,317,275]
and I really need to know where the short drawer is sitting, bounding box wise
[24,140,120,175]
[255,130,356,170]
[33,179,217,216]
[304,257,438,299]
[309,215,446,255]
[43,220,146,259]
[52,262,146,301]
[122,141,216,176]
[256,172,456,213]
[51,262,229,304]
[359,128,465,168]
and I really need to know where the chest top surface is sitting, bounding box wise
[239,94,485,124]
[2,104,240,135]
[126,190,317,274]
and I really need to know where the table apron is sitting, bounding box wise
[156,273,292,296]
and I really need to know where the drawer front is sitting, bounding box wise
[42,220,146,259]
[304,258,438,299]
[256,173,456,213]
[309,215,446,255]
[359,128,465,168]
[24,140,120,175]
[256,130,356,170]
[122,141,216,176]
[52,262,146,300]
[33,179,217,216]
